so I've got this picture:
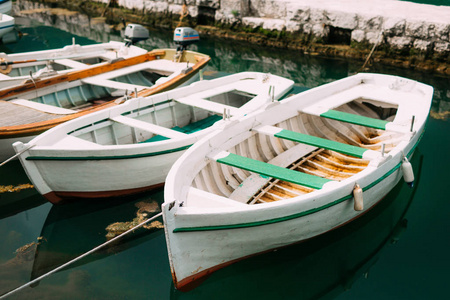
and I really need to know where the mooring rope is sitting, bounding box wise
[359,29,384,72]
[177,3,189,28]
[0,211,163,299]
[0,144,35,168]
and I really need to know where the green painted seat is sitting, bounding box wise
[174,114,222,134]
[142,114,222,143]
[274,129,368,158]
[320,109,389,130]
[216,152,332,190]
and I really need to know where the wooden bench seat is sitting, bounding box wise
[254,125,380,159]
[175,96,238,115]
[320,109,389,130]
[229,143,318,202]
[110,115,188,139]
[210,151,332,190]
[82,78,149,91]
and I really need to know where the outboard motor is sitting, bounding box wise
[124,24,150,46]
[173,27,200,51]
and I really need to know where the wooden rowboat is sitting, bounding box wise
[13,72,294,204]
[0,40,147,88]
[1,47,210,160]
[161,73,433,291]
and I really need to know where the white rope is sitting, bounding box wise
[359,29,384,72]
[0,144,35,167]
[0,212,163,299]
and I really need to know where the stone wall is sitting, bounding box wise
[90,0,449,56]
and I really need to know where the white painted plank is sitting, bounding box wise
[81,78,149,91]
[110,115,187,139]
[175,96,238,115]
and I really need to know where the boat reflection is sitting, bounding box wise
[0,160,46,220]
[30,188,165,283]
[170,152,424,299]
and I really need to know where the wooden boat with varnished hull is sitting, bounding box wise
[1,48,210,160]
[0,41,145,89]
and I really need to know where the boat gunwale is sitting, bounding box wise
[20,72,294,158]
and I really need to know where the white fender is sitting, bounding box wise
[401,156,414,187]
[353,183,364,211]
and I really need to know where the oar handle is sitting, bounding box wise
[0,59,38,66]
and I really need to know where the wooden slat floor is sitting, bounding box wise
[0,101,63,127]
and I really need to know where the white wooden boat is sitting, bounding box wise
[0,46,210,161]
[0,13,14,42]
[162,73,433,291]
[13,72,294,204]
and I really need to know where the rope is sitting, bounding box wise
[0,144,35,168]
[0,212,163,299]
[177,3,189,28]
[358,30,384,72]
[0,58,12,74]
[101,0,112,18]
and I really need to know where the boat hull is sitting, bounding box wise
[163,157,406,291]
[27,147,189,204]
[0,14,14,40]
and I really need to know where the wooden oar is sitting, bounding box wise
[0,59,39,66]
[0,49,111,66]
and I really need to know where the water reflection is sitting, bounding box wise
[0,152,423,299]
[0,160,46,220]
[29,189,165,282]
[171,152,424,300]
[12,1,450,113]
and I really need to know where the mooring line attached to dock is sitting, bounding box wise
[0,144,35,168]
[0,212,163,299]
[359,29,384,72]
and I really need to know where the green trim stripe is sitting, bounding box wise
[275,129,367,158]
[173,163,401,233]
[321,110,389,130]
[217,152,331,190]
[26,144,192,161]
[173,161,401,233]
[173,133,423,233]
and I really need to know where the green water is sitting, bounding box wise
[0,14,449,300]
[402,0,450,5]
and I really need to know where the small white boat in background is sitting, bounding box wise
[162,73,433,291]
[0,13,14,43]
[13,72,294,204]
